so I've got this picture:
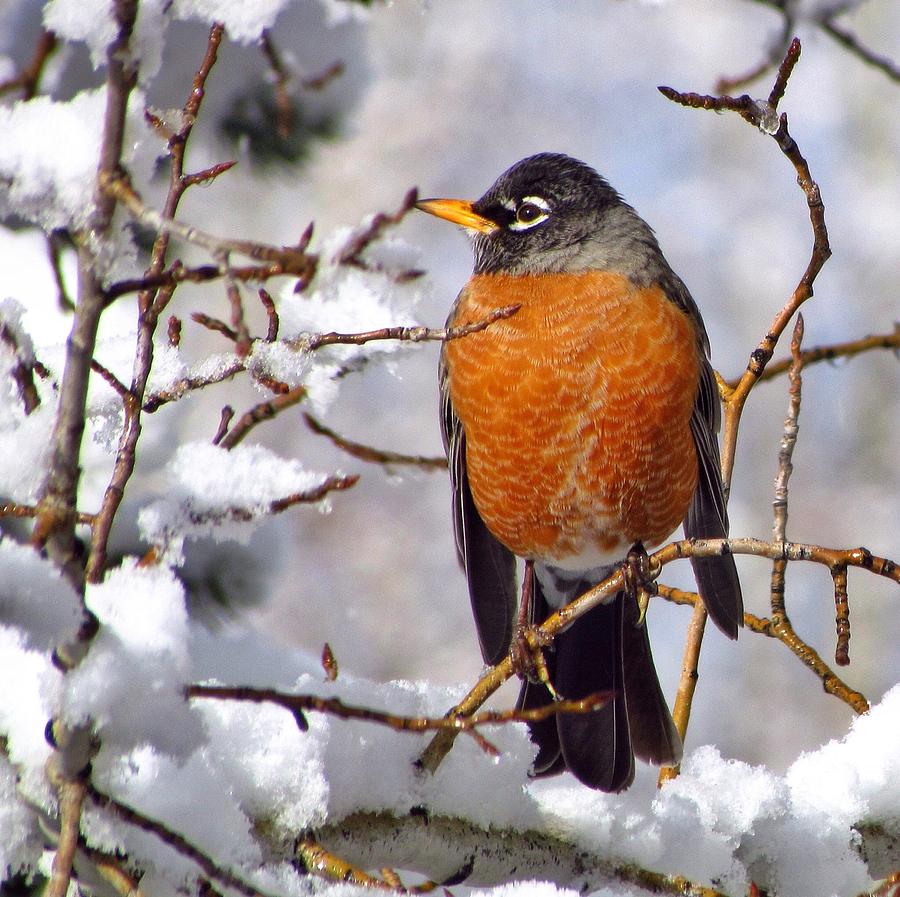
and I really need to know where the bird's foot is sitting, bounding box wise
[623,541,659,628]
[510,624,558,696]
[510,560,558,695]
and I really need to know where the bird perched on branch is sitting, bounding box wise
[417,153,742,792]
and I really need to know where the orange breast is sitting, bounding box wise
[444,270,701,567]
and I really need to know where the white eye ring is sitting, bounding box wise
[509,195,551,231]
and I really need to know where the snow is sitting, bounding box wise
[0,0,898,894]
[138,442,335,561]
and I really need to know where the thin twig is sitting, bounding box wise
[726,325,900,388]
[143,359,245,412]
[296,304,521,352]
[211,405,234,445]
[419,535,896,774]
[217,383,307,450]
[186,682,612,742]
[86,784,279,897]
[304,413,446,470]
[86,22,227,585]
[46,231,76,312]
[90,359,132,401]
[0,320,42,414]
[259,30,294,140]
[102,172,318,283]
[0,28,58,99]
[1,502,95,525]
[191,312,238,342]
[656,584,869,714]
[770,314,805,618]
[46,780,88,897]
[656,41,831,780]
[258,288,279,341]
[818,16,900,82]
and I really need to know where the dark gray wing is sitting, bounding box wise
[684,358,744,639]
[439,348,517,665]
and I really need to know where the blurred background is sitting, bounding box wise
[2,0,898,783]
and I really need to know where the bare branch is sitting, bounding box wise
[304,412,446,470]
[186,682,612,741]
[819,15,900,81]
[217,383,307,450]
[259,30,294,140]
[0,320,42,414]
[296,304,520,352]
[0,28,58,99]
[304,810,732,897]
[86,22,227,585]
[656,584,869,715]
[727,325,900,388]
[86,784,279,897]
[421,535,897,775]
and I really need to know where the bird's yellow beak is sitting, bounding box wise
[415,198,498,234]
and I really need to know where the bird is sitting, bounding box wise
[415,153,743,792]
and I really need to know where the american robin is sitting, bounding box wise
[416,153,743,792]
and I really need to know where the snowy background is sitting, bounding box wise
[0,0,898,895]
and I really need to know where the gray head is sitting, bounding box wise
[418,153,668,280]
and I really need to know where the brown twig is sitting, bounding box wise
[656,584,869,715]
[191,312,238,342]
[170,476,360,535]
[102,173,318,285]
[186,682,612,744]
[420,534,895,774]
[105,258,315,301]
[715,14,794,94]
[726,326,900,388]
[258,288,279,341]
[211,405,234,445]
[1,502,94,525]
[86,784,278,897]
[296,304,520,352]
[46,779,88,897]
[655,40,832,783]
[86,22,227,585]
[819,16,900,82]
[300,60,345,91]
[0,320,42,414]
[143,359,245,412]
[217,383,308,450]
[304,413,446,470]
[770,315,805,618]
[46,231,76,312]
[90,359,131,400]
[332,187,424,281]
[0,28,58,99]
[36,7,141,887]
[259,30,294,140]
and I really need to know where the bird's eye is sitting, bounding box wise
[517,202,542,223]
[509,196,550,231]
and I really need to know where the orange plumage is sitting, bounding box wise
[445,270,701,566]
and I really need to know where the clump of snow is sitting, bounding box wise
[0,87,106,231]
[0,757,41,877]
[0,86,148,232]
[138,442,334,561]
[170,0,293,42]
[0,625,62,811]
[0,539,83,651]
[63,562,206,757]
[44,0,168,82]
